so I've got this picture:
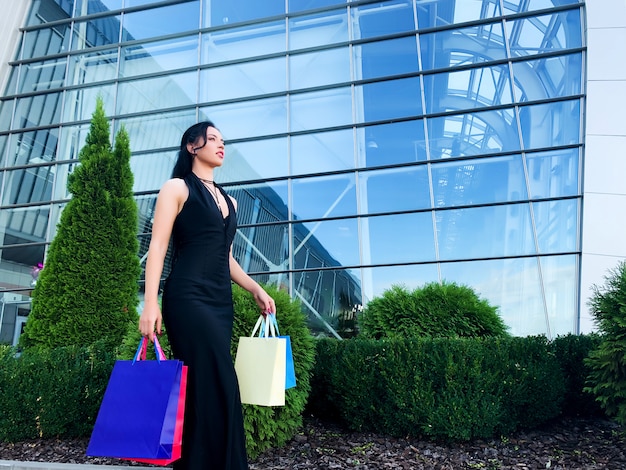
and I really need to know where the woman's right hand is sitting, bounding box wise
[139,302,162,342]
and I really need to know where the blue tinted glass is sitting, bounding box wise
[519,99,581,150]
[359,166,431,214]
[417,0,500,29]
[356,77,422,123]
[289,10,348,50]
[427,108,520,159]
[288,0,346,13]
[18,59,67,93]
[539,254,578,336]
[207,0,283,27]
[293,218,360,268]
[502,0,581,15]
[526,148,580,199]
[2,166,54,205]
[64,85,116,123]
[533,199,578,253]
[362,212,435,265]
[131,151,179,192]
[6,128,59,167]
[352,0,415,40]
[292,173,357,220]
[27,0,73,26]
[228,181,289,223]
[290,88,352,132]
[290,48,350,89]
[117,72,197,114]
[0,135,8,167]
[291,129,355,176]
[121,2,200,42]
[419,22,506,71]
[361,264,439,301]
[14,94,62,128]
[202,21,286,63]
[220,138,288,182]
[356,36,418,80]
[23,25,72,58]
[69,49,118,84]
[234,223,290,271]
[121,36,199,78]
[431,155,528,206]
[0,99,14,132]
[358,120,427,167]
[436,203,535,260]
[512,53,582,101]
[84,0,121,14]
[72,15,121,50]
[424,64,513,114]
[116,109,196,152]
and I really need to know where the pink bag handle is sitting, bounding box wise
[132,336,167,363]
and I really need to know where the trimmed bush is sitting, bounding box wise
[359,282,508,339]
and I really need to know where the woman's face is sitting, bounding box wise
[189,127,225,168]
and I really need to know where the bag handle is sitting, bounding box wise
[250,312,278,338]
[132,336,167,364]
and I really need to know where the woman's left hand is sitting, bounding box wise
[253,286,276,315]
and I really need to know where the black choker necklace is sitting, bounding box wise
[198,176,223,215]
[198,177,214,185]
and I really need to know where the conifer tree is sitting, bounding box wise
[21,98,141,350]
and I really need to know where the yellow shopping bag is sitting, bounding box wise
[235,314,286,406]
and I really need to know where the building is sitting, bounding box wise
[0,0,625,343]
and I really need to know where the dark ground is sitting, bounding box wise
[1,416,625,469]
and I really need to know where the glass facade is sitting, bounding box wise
[0,0,585,342]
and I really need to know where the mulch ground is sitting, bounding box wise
[1,416,625,469]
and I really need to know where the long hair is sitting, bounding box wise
[171,121,216,178]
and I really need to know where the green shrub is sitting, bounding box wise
[121,284,316,459]
[359,282,508,339]
[584,261,626,424]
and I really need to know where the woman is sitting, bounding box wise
[139,121,275,469]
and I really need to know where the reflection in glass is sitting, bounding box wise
[426,108,519,159]
[292,173,357,221]
[228,181,289,224]
[68,49,119,85]
[200,57,286,102]
[120,36,199,78]
[58,123,91,164]
[23,25,71,58]
[357,119,427,167]
[359,166,431,214]
[362,212,435,265]
[2,166,54,206]
[218,138,288,183]
[0,206,50,246]
[115,109,196,152]
[0,135,8,167]
[361,263,439,304]
[352,0,415,40]
[540,254,578,336]
[206,0,283,27]
[121,2,200,42]
[117,72,197,114]
[0,99,13,132]
[533,199,578,254]
[436,204,535,260]
[288,10,348,50]
[291,128,355,176]
[26,0,73,26]
[0,244,47,289]
[293,218,360,269]
[431,156,528,207]
[356,77,422,124]
[519,99,581,150]
[5,129,59,167]
[290,88,352,132]
[72,15,122,50]
[202,20,285,63]
[355,36,418,81]
[18,58,67,93]
[512,53,583,102]
[14,93,63,128]
[288,0,346,13]
[417,0,501,29]
[64,85,116,123]
[130,151,177,192]
[290,48,350,90]
[233,223,290,273]
[51,163,75,200]
[526,148,580,199]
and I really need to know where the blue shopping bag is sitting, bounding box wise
[265,314,296,389]
[87,337,186,464]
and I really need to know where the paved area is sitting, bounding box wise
[0,461,166,470]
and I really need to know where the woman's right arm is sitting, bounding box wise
[139,179,187,341]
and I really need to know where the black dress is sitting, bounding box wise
[162,173,248,470]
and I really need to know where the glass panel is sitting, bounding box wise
[72,15,122,50]
[512,53,583,102]
[206,0,284,27]
[200,57,286,102]
[290,87,352,132]
[0,135,8,167]
[233,223,290,272]
[351,0,415,40]
[519,99,581,150]
[18,58,67,93]
[361,264,439,304]
[424,65,513,115]
[0,100,14,133]
[202,20,286,63]
[120,36,199,78]
[58,123,92,164]
[291,128,355,176]
[117,71,197,114]
[357,119,427,167]
[359,166,431,215]
[0,206,50,245]
[355,36,418,81]
[436,203,535,260]
[82,0,122,14]
[289,0,346,13]
[5,129,59,167]
[292,173,357,221]
[0,293,33,345]
[419,22,506,70]
[426,108,520,159]
[540,254,578,336]
[293,267,362,337]
[289,10,348,50]
[526,148,580,199]
[361,212,435,265]
[431,155,528,207]
[293,217,360,268]
[217,138,288,182]
[13,93,63,128]
[201,97,287,140]
[228,181,289,223]
[439,257,547,337]
[355,77,422,123]
[22,25,72,59]
[130,151,177,192]
[27,0,73,26]
[116,109,197,152]
[417,0,501,29]
[533,199,578,253]
[506,10,583,58]
[0,245,47,290]
[502,0,580,14]
[63,85,116,123]
[68,49,119,85]
[51,162,75,200]
[290,47,350,90]
[2,166,54,206]
[121,2,200,42]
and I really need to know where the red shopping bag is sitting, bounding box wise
[87,337,187,465]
